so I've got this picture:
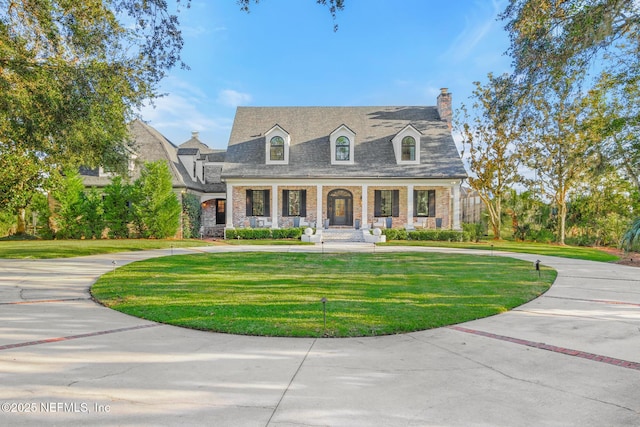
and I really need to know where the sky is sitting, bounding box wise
[140,0,513,150]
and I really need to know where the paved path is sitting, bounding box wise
[0,244,639,426]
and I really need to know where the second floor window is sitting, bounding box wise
[402,136,416,161]
[335,136,350,161]
[270,136,285,161]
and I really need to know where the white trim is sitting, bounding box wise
[316,184,323,229]
[452,182,461,230]
[226,184,234,228]
[391,124,422,164]
[225,177,462,186]
[407,184,414,226]
[265,125,290,165]
[361,184,368,229]
[330,124,356,165]
[272,184,278,229]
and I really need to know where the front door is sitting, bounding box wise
[216,200,226,224]
[328,189,353,226]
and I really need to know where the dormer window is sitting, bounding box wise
[335,136,350,161]
[330,124,356,165]
[270,136,285,161]
[392,124,421,164]
[265,125,290,165]
[401,136,416,161]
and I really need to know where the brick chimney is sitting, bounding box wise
[436,88,452,129]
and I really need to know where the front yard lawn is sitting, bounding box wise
[92,252,555,337]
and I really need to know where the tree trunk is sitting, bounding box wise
[16,207,27,235]
[558,200,567,245]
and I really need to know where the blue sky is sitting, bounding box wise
[141,0,512,149]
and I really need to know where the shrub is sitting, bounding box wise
[407,229,468,242]
[382,228,407,240]
[462,222,484,242]
[272,227,304,239]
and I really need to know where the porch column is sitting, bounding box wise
[407,184,414,227]
[452,182,461,230]
[361,184,368,229]
[225,184,234,228]
[316,184,323,228]
[272,184,278,228]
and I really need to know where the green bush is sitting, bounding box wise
[382,228,407,240]
[272,227,304,239]
[226,227,304,240]
[407,229,468,242]
[462,222,484,242]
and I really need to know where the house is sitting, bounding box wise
[80,120,227,237]
[221,88,467,233]
[81,88,467,238]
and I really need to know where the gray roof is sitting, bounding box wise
[179,135,215,154]
[82,120,191,188]
[221,106,467,180]
[177,148,200,156]
[205,150,226,163]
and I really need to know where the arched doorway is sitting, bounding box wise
[327,189,353,226]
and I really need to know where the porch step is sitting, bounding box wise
[320,228,365,243]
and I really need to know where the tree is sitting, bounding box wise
[0,145,49,234]
[132,161,181,239]
[51,169,85,239]
[522,77,594,245]
[1,0,188,202]
[622,218,640,251]
[501,0,639,89]
[182,193,201,239]
[457,74,523,239]
[582,73,640,198]
[81,187,105,239]
[103,176,133,239]
[238,0,344,30]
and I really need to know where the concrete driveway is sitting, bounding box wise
[0,244,639,426]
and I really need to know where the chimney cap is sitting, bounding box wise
[440,88,449,94]
[191,131,199,139]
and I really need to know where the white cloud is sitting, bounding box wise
[442,0,506,63]
[216,89,252,107]
[137,78,234,148]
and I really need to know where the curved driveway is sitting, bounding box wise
[0,244,639,426]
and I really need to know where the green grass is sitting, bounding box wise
[223,239,313,246]
[0,239,211,259]
[381,240,619,262]
[92,252,555,338]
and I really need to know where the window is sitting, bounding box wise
[392,125,421,164]
[335,136,350,161]
[401,136,416,161]
[330,125,356,165]
[265,125,290,164]
[282,190,307,217]
[374,190,399,217]
[246,190,270,216]
[414,190,436,217]
[270,136,284,161]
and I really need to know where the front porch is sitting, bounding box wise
[224,180,462,235]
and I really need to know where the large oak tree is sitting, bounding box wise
[1,0,188,231]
